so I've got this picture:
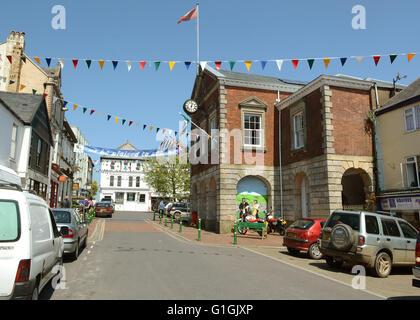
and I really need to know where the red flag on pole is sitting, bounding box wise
[177,7,197,24]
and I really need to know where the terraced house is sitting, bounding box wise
[189,66,403,234]
[375,77,420,229]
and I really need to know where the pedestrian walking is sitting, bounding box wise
[62,195,71,208]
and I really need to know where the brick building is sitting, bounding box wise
[189,66,306,233]
[276,75,401,221]
[189,66,403,234]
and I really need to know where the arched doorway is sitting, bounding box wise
[236,176,270,219]
[295,172,310,218]
[341,168,372,210]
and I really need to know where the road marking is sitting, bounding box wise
[90,245,94,249]
[99,220,106,241]
[242,247,387,300]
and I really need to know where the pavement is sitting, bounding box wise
[39,211,420,300]
[148,212,284,248]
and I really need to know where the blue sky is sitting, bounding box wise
[1,0,419,184]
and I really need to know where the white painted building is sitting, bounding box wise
[0,91,53,200]
[71,126,92,197]
[99,142,153,212]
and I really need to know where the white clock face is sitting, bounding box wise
[184,100,198,113]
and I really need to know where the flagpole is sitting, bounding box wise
[196,2,199,75]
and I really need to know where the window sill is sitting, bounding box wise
[241,146,266,153]
[290,146,306,155]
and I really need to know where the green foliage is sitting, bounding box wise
[143,156,190,201]
[89,180,99,198]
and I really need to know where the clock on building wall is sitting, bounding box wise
[183,99,199,115]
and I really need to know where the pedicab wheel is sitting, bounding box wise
[278,227,286,236]
[237,226,247,235]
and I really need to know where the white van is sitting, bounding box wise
[0,166,65,300]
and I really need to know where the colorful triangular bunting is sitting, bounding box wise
[244,61,252,71]
[307,59,314,69]
[389,55,397,64]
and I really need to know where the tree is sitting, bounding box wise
[89,180,98,198]
[143,156,190,201]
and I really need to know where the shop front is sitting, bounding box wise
[377,192,420,229]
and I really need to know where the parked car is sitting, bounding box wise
[95,202,114,218]
[170,202,191,223]
[283,218,326,259]
[164,202,174,216]
[101,198,114,211]
[0,165,65,300]
[52,208,88,260]
[319,210,418,278]
[413,232,420,288]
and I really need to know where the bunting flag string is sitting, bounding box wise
[52,95,183,136]
[22,51,416,73]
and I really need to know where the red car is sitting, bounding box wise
[283,218,326,259]
[95,202,113,218]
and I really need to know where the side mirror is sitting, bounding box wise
[60,227,69,237]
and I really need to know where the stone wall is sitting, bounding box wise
[281,154,374,221]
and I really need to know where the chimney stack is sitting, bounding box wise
[6,31,26,92]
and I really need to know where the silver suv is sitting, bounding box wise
[319,210,418,278]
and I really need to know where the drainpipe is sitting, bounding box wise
[374,83,379,108]
[276,91,284,220]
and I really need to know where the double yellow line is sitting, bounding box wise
[89,220,106,242]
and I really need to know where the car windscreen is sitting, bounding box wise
[326,212,360,231]
[289,219,315,230]
[96,202,111,207]
[0,200,20,242]
[52,210,72,224]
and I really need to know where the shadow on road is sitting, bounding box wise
[387,296,420,300]
[279,251,413,277]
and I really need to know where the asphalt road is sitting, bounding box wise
[41,211,382,300]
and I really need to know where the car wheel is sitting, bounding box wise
[308,243,323,260]
[71,241,79,261]
[325,256,343,268]
[373,252,392,278]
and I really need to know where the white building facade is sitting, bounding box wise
[99,142,153,212]
[71,126,91,197]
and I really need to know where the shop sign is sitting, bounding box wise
[380,196,420,211]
